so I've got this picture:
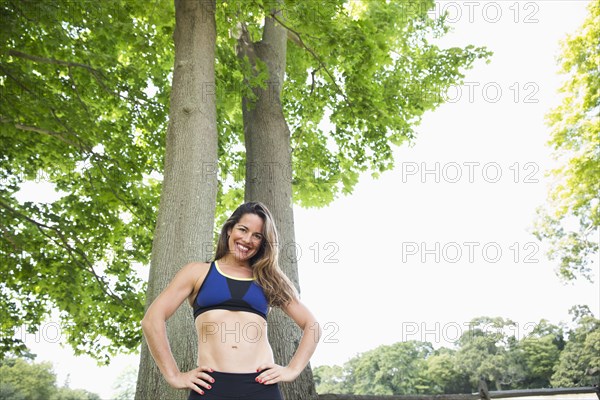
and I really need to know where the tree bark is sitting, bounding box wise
[238,4,318,400]
[135,1,218,399]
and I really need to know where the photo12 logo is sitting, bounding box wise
[401,241,540,264]
[399,161,540,184]
[281,241,340,264]
[199,321,339,344]
[401,320,541,344]
[14,323,63,344]
[423,1,540,24]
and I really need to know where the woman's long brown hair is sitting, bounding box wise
[214,202,298,307]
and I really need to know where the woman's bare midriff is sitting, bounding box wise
[195,309,274,372]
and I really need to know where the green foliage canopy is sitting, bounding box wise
[534,1,599,282]
[0,0,174,361]
[344,341,432,395]
[1,0,489,361]
[214,0,490,208]
[516,320,564,388]
[551,306,600,387]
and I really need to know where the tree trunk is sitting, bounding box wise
[238,4,318,400]
[135,1,218,399]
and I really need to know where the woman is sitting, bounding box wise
[141,202,321,399]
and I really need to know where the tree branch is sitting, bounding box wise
[0,199,125,305]
[0,65,95,153]
[8,50,106,79]
[0,221,22,254]
[12,121,84,150]
[6,50,157,107]
[2,114,151,231]
[68,65,92,119]
[2,56,152,231]
[268,12,354,110]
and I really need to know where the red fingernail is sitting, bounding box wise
[207,385,211,389]
[210,378,214,383]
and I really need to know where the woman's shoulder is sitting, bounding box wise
[181,261,212,303]
[181,260,212,277]
[164,261,209,292]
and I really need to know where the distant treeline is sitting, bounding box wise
[314,307,600,395]
[0,358,101,400]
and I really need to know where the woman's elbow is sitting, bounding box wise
[304,319,322,343]
[140,315,151,334]
[140,310,162,333]
[314,320,323,342]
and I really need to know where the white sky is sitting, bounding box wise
[17,1,598,399]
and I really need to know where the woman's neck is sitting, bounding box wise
[218,255,251,270]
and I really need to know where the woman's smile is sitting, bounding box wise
[227,213,264,262]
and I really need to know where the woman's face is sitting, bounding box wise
[227,213,264,263]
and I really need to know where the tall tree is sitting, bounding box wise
[346,341,433,395]
[313,364,349,395]
[112,365,138,400]
[134,1,219,399]
[551,307,600,387]
[455,317,525,391]
[235,2,317,398]
[425,348,471,394]
[516,320,564,388]
[219,1,489,397]
[533,1,599,282]
[0,358,57,400]
[238,2,316,399]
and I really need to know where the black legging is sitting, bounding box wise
[187,370,283,400]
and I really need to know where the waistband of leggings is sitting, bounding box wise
[209,370,262,381]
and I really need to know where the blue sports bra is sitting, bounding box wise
[193,261,269,320]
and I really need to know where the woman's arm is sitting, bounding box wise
[141,262,214,395]
[256,299,321,384]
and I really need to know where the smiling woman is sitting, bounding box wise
[141,202,321,399]
[226,213,265,261]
